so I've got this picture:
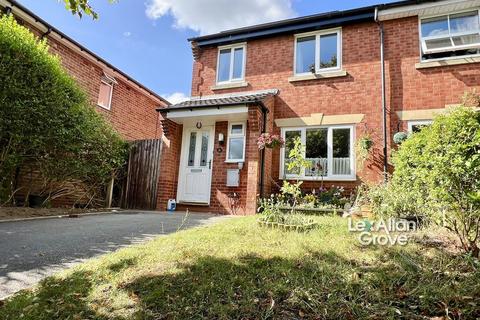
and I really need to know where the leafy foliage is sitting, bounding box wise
[0,15,127,205]
[62,0,117,19]
[386,102,480,257]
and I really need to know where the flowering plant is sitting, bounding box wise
[257,133,285,150]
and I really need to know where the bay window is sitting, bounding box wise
[281,126,355,180]
[420,10,480,60]
[294,28,341,75]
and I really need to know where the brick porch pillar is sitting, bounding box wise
[245,106,263,215]
[156,118,182,210]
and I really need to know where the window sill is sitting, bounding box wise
[97,104,111,111]
[225,160,245,164]
[415,56,480,69]
[281,176,357,182]
[211,81,249,91]
[288,70,347,82]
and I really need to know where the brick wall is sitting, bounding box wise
[17,18,167,141]
[384,17,480,133]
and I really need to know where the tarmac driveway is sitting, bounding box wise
[0,211,228,299]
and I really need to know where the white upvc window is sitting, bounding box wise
[294,28,342,75]
[97,73,116,110]
[280,125,355,181]
[420,10,480,61]
[226,122,246,163]
[97,81,113,110]
[216,43,246,84]
[408,120,433,133]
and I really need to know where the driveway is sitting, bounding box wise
[0,211,229,299]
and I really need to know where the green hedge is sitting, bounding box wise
[0,15,127,205]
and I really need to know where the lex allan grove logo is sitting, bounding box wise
[348,218,417,246]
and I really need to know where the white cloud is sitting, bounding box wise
[163,92,189,104]
[123,31,132,37]
[145,0,296,35]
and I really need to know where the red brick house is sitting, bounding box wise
[157,0,480,215]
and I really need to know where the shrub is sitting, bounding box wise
[0,15,127,205]
[390,104,480,257]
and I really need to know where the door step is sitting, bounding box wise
[177,202,210,207]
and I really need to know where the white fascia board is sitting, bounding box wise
[166,105,249,122]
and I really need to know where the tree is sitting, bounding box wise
[391,99,480,257]
[0,15,127,206]
[62,0,117,19]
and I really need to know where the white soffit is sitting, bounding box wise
[378,0,480,21]
[166,105,249,124]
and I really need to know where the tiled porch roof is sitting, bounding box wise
[158,89,278,112]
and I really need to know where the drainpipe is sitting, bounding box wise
[375,7,388,183]
[258,102,269,198]
[5,6,12,15]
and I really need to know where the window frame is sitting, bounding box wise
[97,80,113,110]
[407,120,433,133]
[216,43,247,85]
[225,122,246,163]
[293,27,342,76]
[418,9,480,62]
[279,125,355,181]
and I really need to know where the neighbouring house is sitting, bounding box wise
[1,0,169,206]
[156,0,480,215]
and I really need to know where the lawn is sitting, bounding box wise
[1,216,479,320]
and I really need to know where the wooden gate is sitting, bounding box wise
[121,139,162,210]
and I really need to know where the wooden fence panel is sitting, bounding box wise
[121,139,162,210]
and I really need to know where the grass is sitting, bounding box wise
[1,216,479,319]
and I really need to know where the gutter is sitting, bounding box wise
[375,7,389,182]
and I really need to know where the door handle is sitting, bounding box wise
[208,160,212,169]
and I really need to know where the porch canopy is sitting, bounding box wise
[156,89,278,124]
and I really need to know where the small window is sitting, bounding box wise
[226,122,246,162]
[281,125,354,180]
[295,29,341,75]
[97,81,113,110]
[408,120,433,133]
[217,44,245,84]
[420,11,480,60]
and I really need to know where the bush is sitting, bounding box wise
[0,15,127,205]
[368,181,426,219]
[389,104,480,257]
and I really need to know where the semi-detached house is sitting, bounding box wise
[157,0,480,215]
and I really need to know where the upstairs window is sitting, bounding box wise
[217,44,246,84]
[97,73,116,110]
[420,11,480,60]
[295,28,341,75]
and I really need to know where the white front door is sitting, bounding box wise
[177,125,215,204]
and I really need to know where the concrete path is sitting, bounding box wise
[0,211,228,299]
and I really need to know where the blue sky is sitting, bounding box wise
[17,0,397,103]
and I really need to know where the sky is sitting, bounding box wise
[17,0,398,103]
